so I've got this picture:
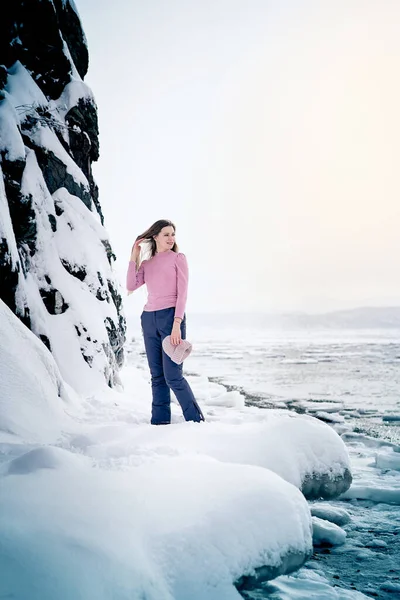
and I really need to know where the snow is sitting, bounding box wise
[301,401,344,413]
[137,322,399,596]
[5,44,90,124]
[315,411,345,423]
[0,57,123,394]
[4,59,93,190]
[86,404,351,498]
[265,569,370,599]
[0,301,322,599]
[3,59,91,191]
[29,124,90,188]
[337,438,400,506]
[17,155,120,393]
[312,516,347,547]
[0,37,127,411]
[47,188,122,390]
[0,299,77,444]
[5,61,47,110]
[5,303,400,597]
[2,298,369,597]
[0,450,312,600]
[56,79,94,114]
[342,431,399,450]
[0,95,25,161]
[375,448,400,471]
[339,484,400,505]
[310,504,351,526]
[0,165,20,269]
[202,388,246,408]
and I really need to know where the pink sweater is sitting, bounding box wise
[126,250,188,319]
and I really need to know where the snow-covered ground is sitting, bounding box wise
[1,303,399,598]
[0,299,356,600]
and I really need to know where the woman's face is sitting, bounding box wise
[154,226,176,251]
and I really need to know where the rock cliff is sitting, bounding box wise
[0,0,125,390]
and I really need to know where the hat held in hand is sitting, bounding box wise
[162,335,193,364]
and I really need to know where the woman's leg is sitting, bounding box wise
[141,311,171,424]
[156,308,204,423]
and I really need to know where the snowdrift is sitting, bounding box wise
[0,299,76,443]
[0,301,354,597]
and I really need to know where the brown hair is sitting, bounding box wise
[134,219,179,269]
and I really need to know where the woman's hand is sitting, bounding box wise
[170,321,182,346]
[130,238,144,261]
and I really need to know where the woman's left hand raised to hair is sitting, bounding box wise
[170,321,182,346]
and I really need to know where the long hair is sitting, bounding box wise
[133,219,179,270]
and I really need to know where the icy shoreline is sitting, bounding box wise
[2,303,400,598]
[173,323,400,600]
[0,300,358,599]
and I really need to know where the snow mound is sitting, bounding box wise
[0,316,356,596]
[0,450,313,600]
[5,61,47,110]
[3,446,86,476]
[0,299,76,443]
[85,408,352,500]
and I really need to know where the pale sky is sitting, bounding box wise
[77,0,400,315]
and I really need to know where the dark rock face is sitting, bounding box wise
[0,0,126,389]
[301,468,353,501]
[0,0,88,99]
[54,0,89,80]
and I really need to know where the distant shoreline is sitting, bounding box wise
[184,307,400,330]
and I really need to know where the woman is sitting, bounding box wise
[126,219,205,425]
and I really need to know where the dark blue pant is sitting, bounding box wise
[140,307,204,425]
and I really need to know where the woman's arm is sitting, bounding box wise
[126,260,146,292]
[174,253,188,320]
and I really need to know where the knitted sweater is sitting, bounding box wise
[126,250,188,319]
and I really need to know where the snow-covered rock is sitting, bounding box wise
[312,516,347,547]
[83,399,352,500]
[0,448,313,600]
[0,0,125,391]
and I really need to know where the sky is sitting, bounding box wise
[76,0,400,315]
